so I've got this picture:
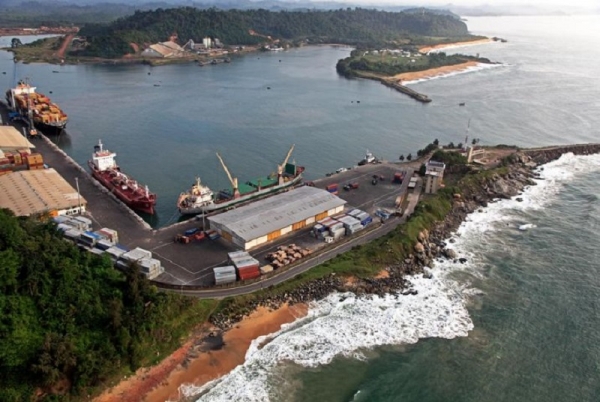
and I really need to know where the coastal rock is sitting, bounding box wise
[444,248,457,259]
[414,242,425,253]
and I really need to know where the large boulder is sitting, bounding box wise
[414,242,425,253]
[444,248,457,259]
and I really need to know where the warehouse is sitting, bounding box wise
[0,168,87,217]
[208,186,346,250]
[0,126,35,153]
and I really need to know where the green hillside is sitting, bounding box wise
[77,7,473,58]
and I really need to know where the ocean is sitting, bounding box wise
[1,15,600,401]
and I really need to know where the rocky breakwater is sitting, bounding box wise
[523,143,600,165]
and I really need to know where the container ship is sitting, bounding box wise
[88,140,157,215]
[5,80,68,135]
[177,145,304,216]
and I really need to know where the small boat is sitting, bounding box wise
[358,150,377,166]
[459,102,466,106]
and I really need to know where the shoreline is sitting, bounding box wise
[93,303,308,402]
[90,144,600,402]
[418,38,493,54]
[389,60,484,83]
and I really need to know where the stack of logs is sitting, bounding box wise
[265,243,312,269]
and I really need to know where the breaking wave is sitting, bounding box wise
[183,152,600,402]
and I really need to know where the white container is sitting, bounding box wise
[214,266,237,285]
[99,228,119,244]
[138,258,161,274]
[121,247,152,263]
[105,246,126,261]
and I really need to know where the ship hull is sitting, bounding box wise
[89,162,156,215]
[35,120,67,135]
[179,175,303,216]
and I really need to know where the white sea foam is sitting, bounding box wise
[401,62,507,85]
[182,152,600,402]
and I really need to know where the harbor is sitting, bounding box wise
[0,100,425,292]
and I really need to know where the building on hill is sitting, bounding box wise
[0,168,86,217]
[424,160,445,194]
[141,41,186,58]
[208,186,346,250]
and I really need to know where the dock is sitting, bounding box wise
[379,79,432,103]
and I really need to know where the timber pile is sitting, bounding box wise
[265,243,312,269]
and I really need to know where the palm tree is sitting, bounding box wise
[399,154,405,161]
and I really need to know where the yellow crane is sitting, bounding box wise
[278,144,295,184]
[216,152,240,198]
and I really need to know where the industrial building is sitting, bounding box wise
[424,161,446,194]
[208,186,346,250]
[0,168,86,216]
[0,126,35,153]
[141,41,186,58]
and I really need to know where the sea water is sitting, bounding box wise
[181,15,600,402]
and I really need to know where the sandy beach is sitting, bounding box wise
[418,38,492,54]
[388,60,481,83]
[94,303,308,402]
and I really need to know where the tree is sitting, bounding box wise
[447,142,455,149]
[418,163,427,176]
[406,153,412,161]
[471,138,477,145]
[11,38,22,48]
[433,138,439,146]
[457,142,463,149]
[399,154,405,161]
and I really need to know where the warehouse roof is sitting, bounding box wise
[0,169,86,216]
[0,126,35,150]
[209,186,346,242]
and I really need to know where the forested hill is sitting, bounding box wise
[78,7,472,58]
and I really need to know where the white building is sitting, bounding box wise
[202,37,212,49]
[208,186,346,250]
[141,41,185,58]
[424,160,446,194]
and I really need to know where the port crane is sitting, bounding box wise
[216,152,240,199]
[277,144,295,185]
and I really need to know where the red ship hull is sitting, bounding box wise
[88,162,156,214]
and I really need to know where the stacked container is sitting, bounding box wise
[63,228,82,243]
[328,221,345,240]
[214,266,237,285]
[337,215,363,235]
[356,211,373,226]
[229,251,260,281]
[98,228,119,244]
[326,183,339,195]
[393,172,406,184]
[79,231,103,248]
[347,209,361,218]
[25,153,44,170]
[105,246,126,263]
[137,258,163,279]
[121,247,152,263]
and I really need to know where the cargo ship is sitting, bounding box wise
[5,80,68,135]
[177,145,304,216]
[88,140,157,215]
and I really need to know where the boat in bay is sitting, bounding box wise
[5,80,68,135]
[177,145,304,216]
[88,140,157,214]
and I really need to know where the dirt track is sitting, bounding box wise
[55,33,75,59]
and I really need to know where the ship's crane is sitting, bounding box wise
[216,152,240,198]
[278,144,295,185]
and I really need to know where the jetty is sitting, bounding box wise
[379,79,432,103]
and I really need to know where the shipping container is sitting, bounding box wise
[63,228,82,242]
[347,209,362,217]
[99,228,119,244]
[214,266,237,285]
[228,250,249,261]
[96,239,113,251]
[329,222,344,233]
[138,258,161,274]
[56,223,72,233]
[238,267,260,281]
[356,212,373,226]
[70,216,92,231]
[121,247,152,262]
[105,246,126,262]
[326,183,339,191]
[79,231,102,247]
